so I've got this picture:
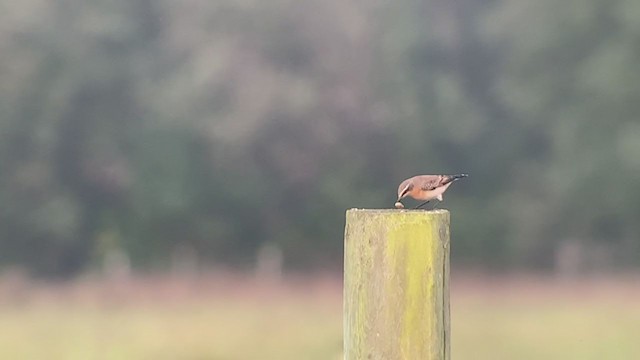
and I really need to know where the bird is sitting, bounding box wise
[394,174,468,209]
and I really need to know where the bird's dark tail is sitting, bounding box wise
[446,174,469,183]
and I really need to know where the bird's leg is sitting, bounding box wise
[415,200,430,209]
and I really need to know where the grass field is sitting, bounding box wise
[0,274,638,359]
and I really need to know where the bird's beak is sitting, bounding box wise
[397,190,409,202]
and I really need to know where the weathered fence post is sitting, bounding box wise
[344,209,450,360]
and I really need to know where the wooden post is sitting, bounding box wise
[344,209,450,360]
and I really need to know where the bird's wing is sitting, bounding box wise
[418,175,447,191]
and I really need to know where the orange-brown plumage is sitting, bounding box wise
[396,174,467,208]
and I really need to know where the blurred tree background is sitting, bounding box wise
[1,0,639,277]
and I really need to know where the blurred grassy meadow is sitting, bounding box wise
[0,273,638,360]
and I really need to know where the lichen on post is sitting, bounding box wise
[343,209,450,360]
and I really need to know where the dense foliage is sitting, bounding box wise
[1,0,639,276]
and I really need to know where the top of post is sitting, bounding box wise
[345,208,450,228]
[346,209,450,231]
[347,208,449,215]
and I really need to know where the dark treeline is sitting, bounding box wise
[1,0,639,276]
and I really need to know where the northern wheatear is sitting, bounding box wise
[394,174,468,209]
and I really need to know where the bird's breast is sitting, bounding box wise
[409,183,451,200]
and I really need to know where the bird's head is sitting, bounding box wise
[396,179,413,201]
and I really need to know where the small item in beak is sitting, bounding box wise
[394,201,404,209]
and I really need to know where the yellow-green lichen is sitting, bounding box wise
[344,209,450,360]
